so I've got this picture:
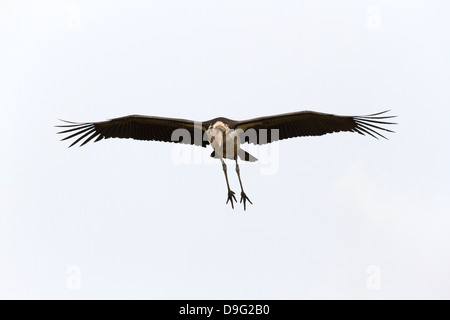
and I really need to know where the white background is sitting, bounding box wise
[1,0,449,299]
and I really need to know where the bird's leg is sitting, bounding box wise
[233,136,253,211]
[235,158,253,211]
[220,159,236,209]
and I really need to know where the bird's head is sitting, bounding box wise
[207,121,229,147]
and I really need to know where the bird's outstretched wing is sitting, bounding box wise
[56,115,209,147]
[232,110,396,145]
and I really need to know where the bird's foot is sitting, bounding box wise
[226,190,237,209]
[240,192,253,211]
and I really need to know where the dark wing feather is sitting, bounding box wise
[56,115,209,147]
[233,110,396,145]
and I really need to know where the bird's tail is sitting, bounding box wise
[238,149,258,162]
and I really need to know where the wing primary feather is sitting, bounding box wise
[363,110,391,117]
[56,119,82,125]
[356,113,396,120]
[354,124,380,139]
[356,118,397,126]
[356,112,396,123]
[61,126,95,141]
[94,134,104,143]
[56,123,85,128]
[356,122,387,139]
[352,128,366,136]
[356,119,394,134]
[80,130,101,147]
[57,124,92,134]
[69,128,97,147]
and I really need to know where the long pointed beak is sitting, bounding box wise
[210,129,223,148]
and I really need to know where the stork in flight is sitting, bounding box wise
[57,110,396,210]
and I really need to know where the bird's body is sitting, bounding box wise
[57,110,396,210]
[206,121,257,162]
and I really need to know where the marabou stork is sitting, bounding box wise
[57,110,396,210]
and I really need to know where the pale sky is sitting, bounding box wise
[1,0,449,299]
